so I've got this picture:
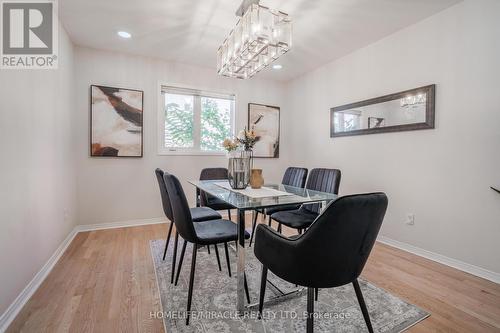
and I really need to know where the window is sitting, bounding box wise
[159,86,235,155]
[334,110,362,132]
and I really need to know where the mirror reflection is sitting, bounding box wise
[331,85,435,137]
[333,94,426,132]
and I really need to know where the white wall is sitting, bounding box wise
[74,47,289,225]
[0,25,77,314]
[2,3,498,319]
[285,0,500,274]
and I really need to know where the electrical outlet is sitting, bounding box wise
[405,213,415,225]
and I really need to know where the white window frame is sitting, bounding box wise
[157,82,236,156]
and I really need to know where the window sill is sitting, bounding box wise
[157,149,227,156]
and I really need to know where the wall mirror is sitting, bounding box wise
[330,84,435,137]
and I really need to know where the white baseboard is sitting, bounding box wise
[2,219,498,332]
[0,217,168,332]
[0,228,79,332]
[377,236,500,284]
[76,217,167,232]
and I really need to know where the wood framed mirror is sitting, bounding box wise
[330,84,435,138]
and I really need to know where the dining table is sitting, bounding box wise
[189,179,338,313]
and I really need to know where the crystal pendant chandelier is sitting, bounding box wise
[400,94,426,108]
[217,1,292,79]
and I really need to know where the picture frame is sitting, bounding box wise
[248,103,280,158]
[368,117,385,129]
[90,85,144,157]
[330,84,435,138]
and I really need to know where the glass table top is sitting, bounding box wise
[189,180,338,210]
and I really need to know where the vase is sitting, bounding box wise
[228,150,251,189]
[250,169,264,189]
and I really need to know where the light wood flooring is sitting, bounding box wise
[7,216,500,332]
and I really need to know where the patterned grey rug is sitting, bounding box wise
[150,239,429,332]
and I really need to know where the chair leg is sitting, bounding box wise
[258,265,268,319]
[171,232,179,284]
[315,288,319,301]
[227,209,232,221]
[244,272,251,304]
[213,244,222,271]
[277,223,282,233]
[307,287,315,333]
[207,244,211,254]
[174,240,187,286]
[186,244,198,326]
[268,215,272,227]
[353,279,374,333]
[298,229,303,235]
[224,242,232,277]
[249,211,259,247]
[162,221,174,260]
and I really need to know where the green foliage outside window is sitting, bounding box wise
[201,98,231,151]
[164,96,232,151]
[165,101,194,148]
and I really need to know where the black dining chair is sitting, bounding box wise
[198,168,237,255]
[248,167,308,246]
[198,168,235,219]
[270,168,341,234]
[155,168,223,282]
[254,193,388,333]
[164,172,251,325]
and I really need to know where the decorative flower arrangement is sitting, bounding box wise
[222,138,239,152]
[236,127,260,151]
[223,127,260,189]
[222,127,260,152]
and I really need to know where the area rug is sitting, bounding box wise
[150,239,429,332]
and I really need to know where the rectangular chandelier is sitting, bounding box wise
[217,4,292,79]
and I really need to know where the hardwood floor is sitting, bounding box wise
[7,217,500,332]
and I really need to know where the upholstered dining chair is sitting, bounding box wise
[198,168,235,219]
[155,168,222,282]
[270,168,341,234]
[198,167,238,256]
[248,167,308,246]
[164,172,251,325]
[254,193,388,333]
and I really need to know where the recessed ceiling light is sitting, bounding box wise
[272,64,283,70]
[117,31,131,39]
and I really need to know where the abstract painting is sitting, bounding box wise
[368,117,385,129]
[248,103,280,158]
[90,85,143,157]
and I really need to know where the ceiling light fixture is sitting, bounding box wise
[117,31,132,39]
[272,64,282,70]
[400,94,426,108]
[217,0,292,79]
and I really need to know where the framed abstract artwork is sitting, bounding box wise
[90,85,143,157]
[248,103,280,158]
[368,117,385,129]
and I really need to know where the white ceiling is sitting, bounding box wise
[60,0,461,81]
